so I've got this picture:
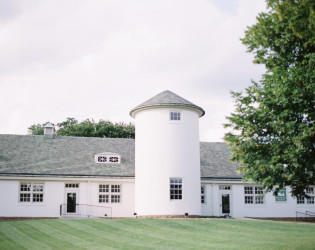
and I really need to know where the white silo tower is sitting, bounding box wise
[130,90,205,216]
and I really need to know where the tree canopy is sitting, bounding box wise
[224,0,315,197]
[28,118,135,139]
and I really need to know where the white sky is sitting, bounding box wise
[0,0,266,142]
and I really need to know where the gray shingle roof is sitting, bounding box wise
[0,134,241,179]
[130,90,205,118]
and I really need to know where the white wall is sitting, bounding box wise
[0,178,135,218]
[201,182,315,218]
[135,108,201,216]
[0,180,63,217]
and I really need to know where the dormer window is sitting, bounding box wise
[95,152,121,164]
[98,156,107,162]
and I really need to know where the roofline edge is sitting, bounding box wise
[130,104,205,118]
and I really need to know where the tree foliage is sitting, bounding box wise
[28,118,135,139]
[224,0,315,197]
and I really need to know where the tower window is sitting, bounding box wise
[170,112,181,121]
[170,178,182,200]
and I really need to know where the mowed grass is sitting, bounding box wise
[0,218,315,250]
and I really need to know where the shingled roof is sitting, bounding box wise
[130,90,205,118]
[0,134,241,179]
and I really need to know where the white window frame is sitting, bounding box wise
[244,186,264,205]
[95,153,121,164]
[219,185,231,190]
[99,184,121,204]
[65,183,79,188]
[297,187,315,205]
[19,182,44,203]
[169,111,182,122]
[170,178,183,200]
[201,185,206,204]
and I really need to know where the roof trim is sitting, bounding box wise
[201,177,243,181]
[0,173,135,178]
[130,104,205,118]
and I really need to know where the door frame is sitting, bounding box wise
[66,192,78,214]
[64,187,79,215]
[219,186,232,216]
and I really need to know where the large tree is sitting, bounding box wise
[28,118,135,139]
[224,0,315,197]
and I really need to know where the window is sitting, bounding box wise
[98,156,107,162]
[95,153,121,164]
[170,178,182,200]
[219,185,231,190]
[170,112,181,121]
[109,157,119,163]
[244,186,264,204]
[99,184,121,203]
[201,186,205,204]
[19,183,44,203]
[297,187,315,205]
[65,183,79,188]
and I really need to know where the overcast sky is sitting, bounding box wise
[0,0,266,142]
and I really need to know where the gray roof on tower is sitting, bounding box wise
[0,134,241,179]
[130,90,205,118]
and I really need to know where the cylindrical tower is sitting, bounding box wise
[130,90,205,216]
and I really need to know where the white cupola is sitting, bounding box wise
[44,123,54,139]
[130,90,205,217]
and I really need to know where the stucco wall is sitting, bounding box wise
[135,107,201,216]
[0,178,135,218]
[201,182,315,218]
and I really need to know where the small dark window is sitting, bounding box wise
[170,112,181,121]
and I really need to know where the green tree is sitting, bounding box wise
[28,118,135,139]
[224,0,315,197]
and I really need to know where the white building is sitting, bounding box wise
[0,90,314,219]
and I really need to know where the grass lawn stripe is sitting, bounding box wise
[46,219,119,249]
[98,218,201,249]
[0,229,27,250]
[0,221,51,250]
[60,219,153,249]
[64,219,175,249]
[0,218,315,249]
[23,219,90,249]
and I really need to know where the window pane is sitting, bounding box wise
[33,184,44,192]
[111,195,120,203]
[20,193,31,202]
[244,187,253,194]
[99,185,109,193]
[306,187,314,194]
[33,194,43,202]
[297,196,305,204]
[201,186,205,204]
[170,178,182,200]
[255,196,264,204]
[255,187,263,195]
[307,197,314,204]
[20,183,31,192]
[245,196,253,204]
[99,195,109,203]
[170,112,181,121]
[111,185,120,193]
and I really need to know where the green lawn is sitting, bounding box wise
[0,218,314,249]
